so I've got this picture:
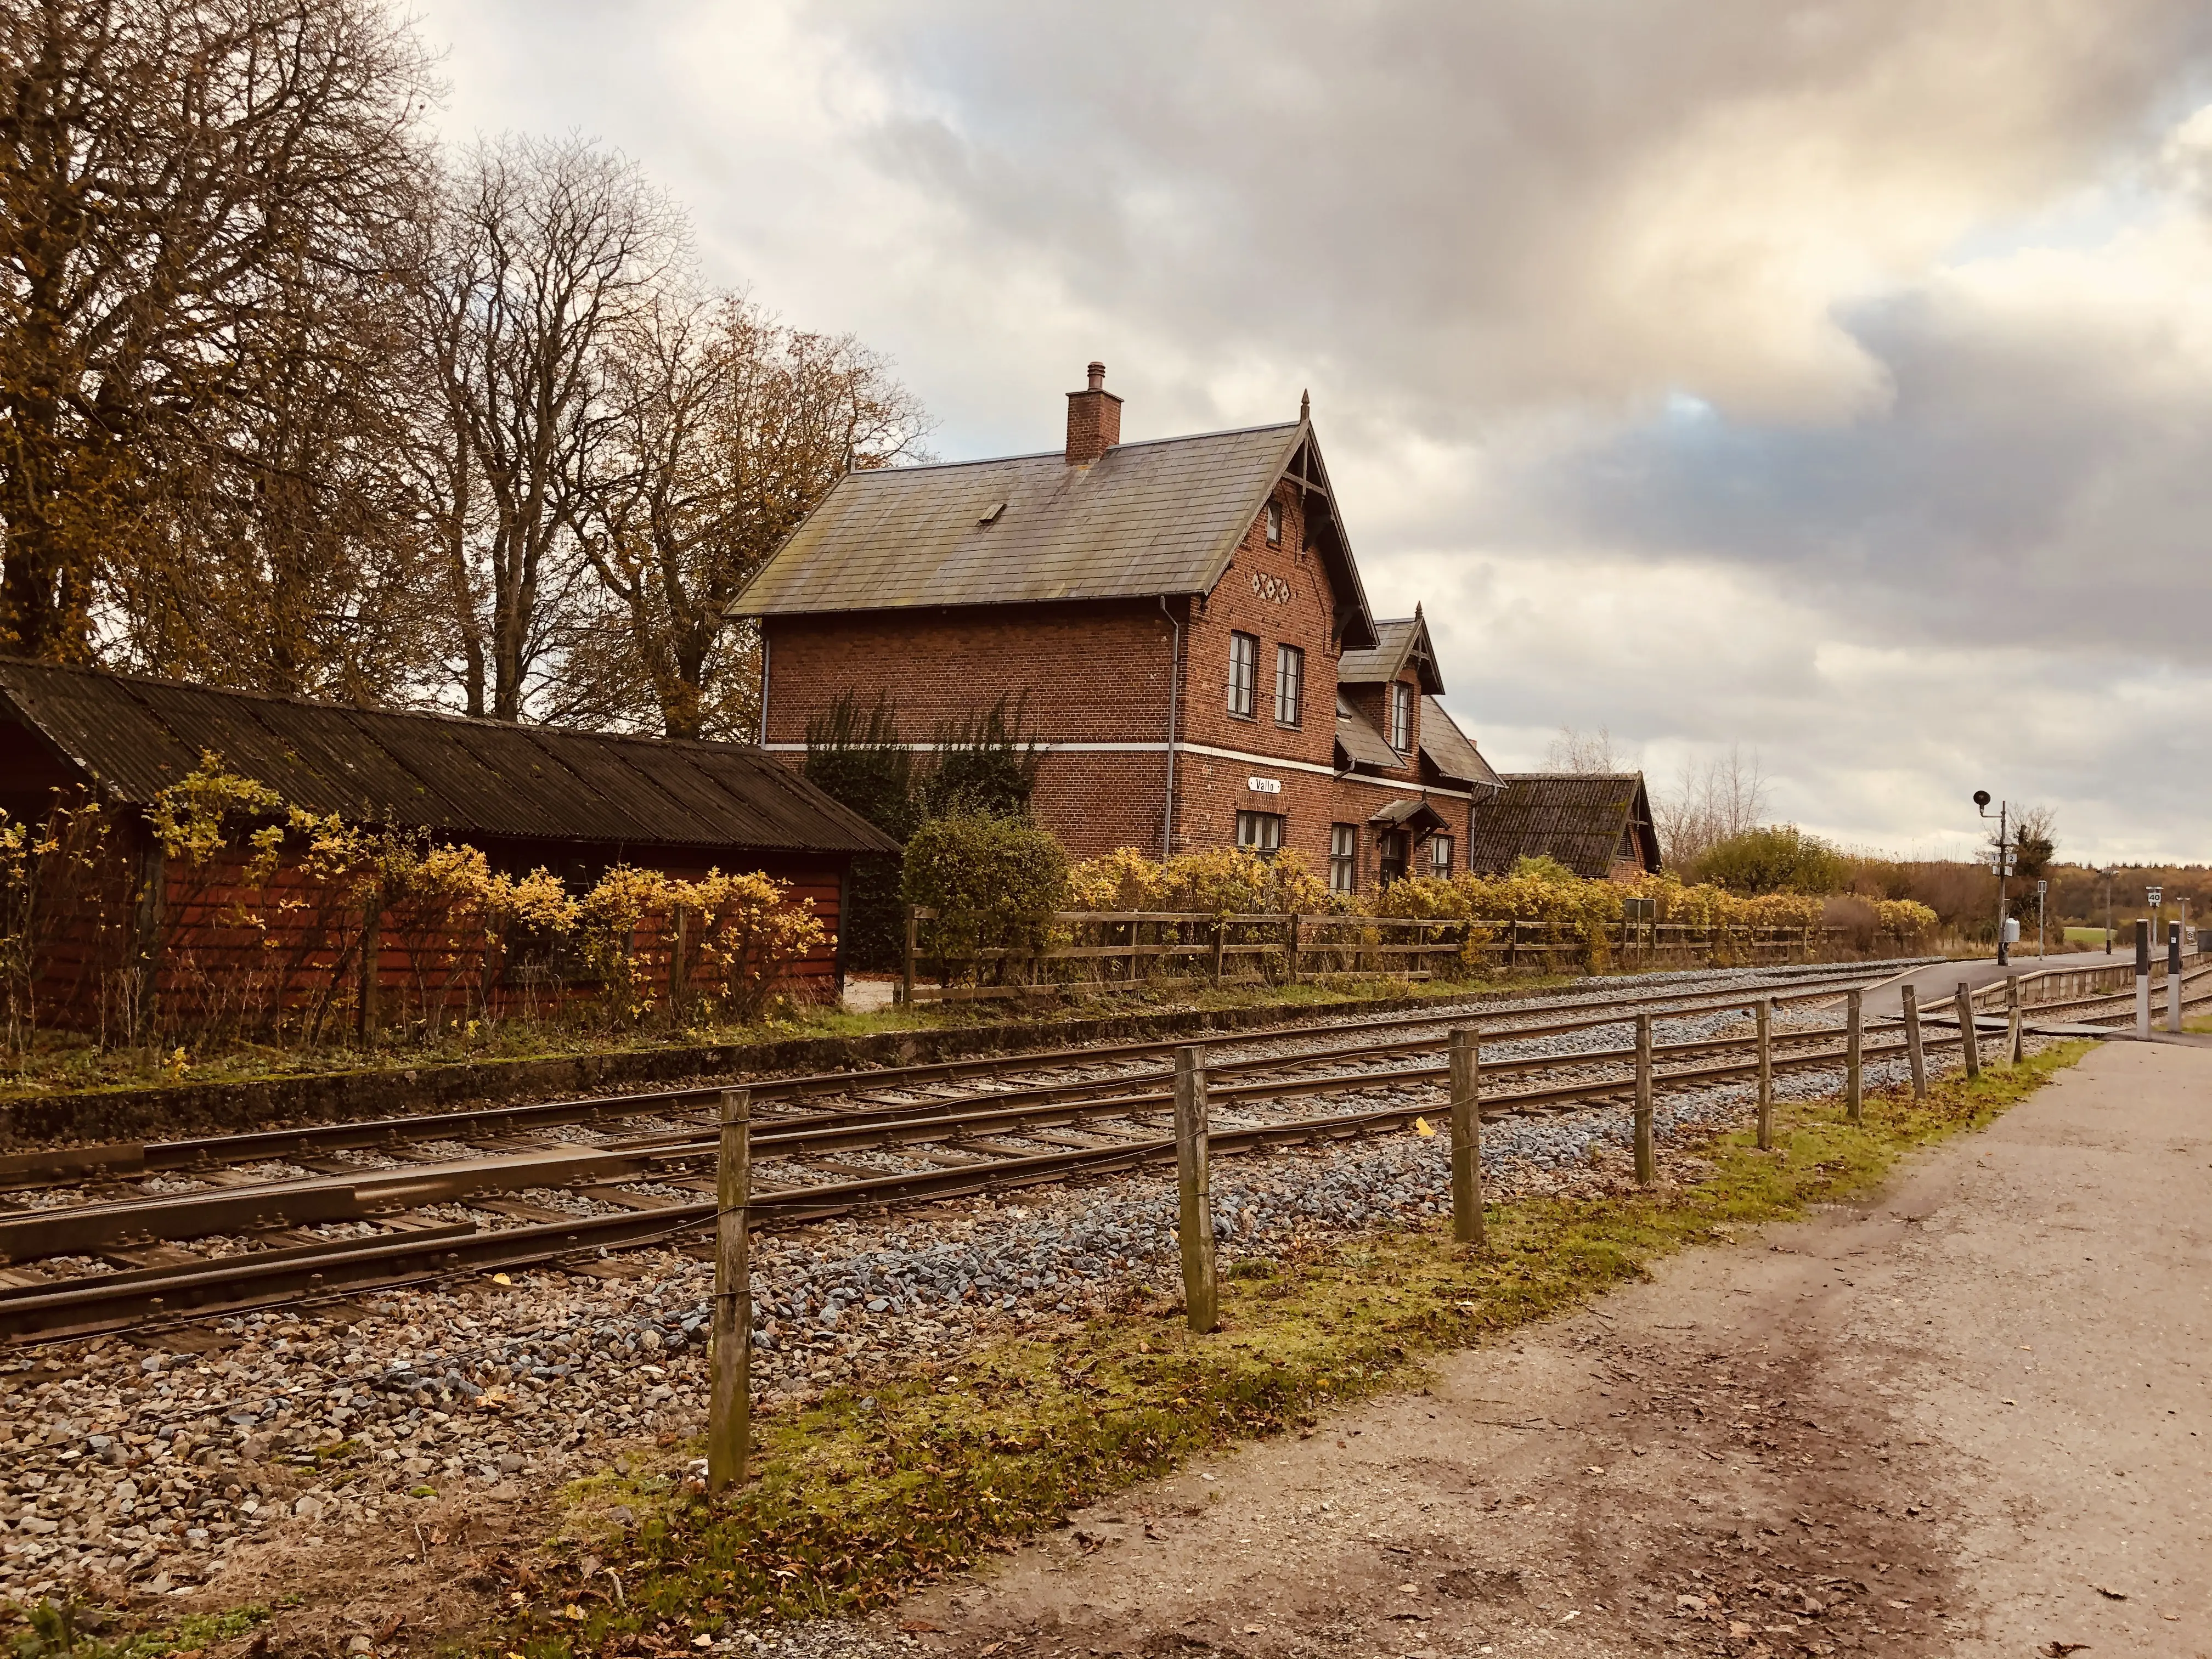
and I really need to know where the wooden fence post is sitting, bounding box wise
[708,1088,751,1497]
[1449,1026,1485,1245]
[1634,1011,1655,1186]
[900,905,917,1007]
[1901,983,1927,1102]
[356,891,381,1046]
[1211,918,1227,988]
[1755,998,1774,1151]
[1506,917,1519,971]
[1285,913,1301,985]
[2007,974,2024,1064]
[668,902,692,1018]
[1845,989,1863,1124]
[1174,1047,1219,1333]
[1955,981,1981,1078]
[129,838,166,1042]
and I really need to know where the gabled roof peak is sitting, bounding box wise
[1339,610,1444,694]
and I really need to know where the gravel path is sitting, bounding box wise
[0,962,1958,1620]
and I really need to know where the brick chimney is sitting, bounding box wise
[1065,361,1122,465]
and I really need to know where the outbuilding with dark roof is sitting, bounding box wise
[1464,772,1663,881]
[0,658,896,1032]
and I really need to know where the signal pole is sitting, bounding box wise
[1974,792,2012,967]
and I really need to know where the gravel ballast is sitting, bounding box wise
[1,961,1989,1620]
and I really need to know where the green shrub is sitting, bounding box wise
[918,694,1042,820]
[901,814,1069,974]
[1690,825,1848,895]
[803,693,918,973]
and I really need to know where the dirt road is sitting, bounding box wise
[891,1037,2211,1657]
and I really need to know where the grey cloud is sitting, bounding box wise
[409,0,2212,856]
[821,0,2212,427]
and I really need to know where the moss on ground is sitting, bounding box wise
[0,1599,270,1659]
[482,1042,2087,1656]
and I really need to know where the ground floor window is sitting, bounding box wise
[1329,823,1357,891]
[1377,828,1409,886]
[1429,834,1455,877]
[1236,810,1284,857]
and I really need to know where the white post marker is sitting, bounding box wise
[2169,922,2185,1034]
[2135,918,2152,1041]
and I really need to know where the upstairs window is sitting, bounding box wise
[1265,499,1283,546]
[1329,824,1358,892]
[1228,631,1258,717]
[1389,681,1414,752]
[1275,644,1304,729]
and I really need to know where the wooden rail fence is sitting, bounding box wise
[897,907,1867,1005]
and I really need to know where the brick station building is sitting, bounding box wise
[735,365,1526,892]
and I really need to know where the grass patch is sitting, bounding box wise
[478,1041,2087,1655]
[1,1600,271,1659]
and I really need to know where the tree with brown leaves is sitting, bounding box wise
[0,0,436,663]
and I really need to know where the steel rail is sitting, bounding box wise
[0,1000,1980,1341]
[0,961,1924,1193]
[0,1008,1906,1262]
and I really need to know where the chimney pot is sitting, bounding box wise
[1065,360,1123,465]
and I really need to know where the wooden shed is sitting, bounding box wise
[0,658,898,1035]
[1463,772,1663,881]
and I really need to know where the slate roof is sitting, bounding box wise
[0,658,899,856]
[1337,609,1443,693]
[1418,699,1502,791]
[1334,697,1403,771]
[731,420,1378,650]
[1464,773,1662,879]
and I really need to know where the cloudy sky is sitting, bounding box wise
[417,1,2212,863]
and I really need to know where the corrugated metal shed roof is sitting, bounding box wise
[1337,609,1443,693]
[730,419,1378,650]
[0,658,899,856]
[1464,773,1661,879]
[1334,697,1403,771]
[1418,698,1501,791]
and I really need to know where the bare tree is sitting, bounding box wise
[1544,724,1624,774]
[0,0,436,663]
[1652,744,1770,867]
[567,292,930,738]
[411,134,682,721]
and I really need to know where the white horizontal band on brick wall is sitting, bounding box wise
[758,738,1489,802]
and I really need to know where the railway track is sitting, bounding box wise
[0,955,2120,1342]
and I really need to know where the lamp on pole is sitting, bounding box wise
[1974,791,2014,967]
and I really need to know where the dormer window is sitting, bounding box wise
[1264,499,1282,546]
[1389,681,1413,752]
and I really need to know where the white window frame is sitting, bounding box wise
[1329,823,1358,892]
[1429,834,1455,877]
[1274,643,1304,729]
[1265,499,1283,546]
[1227,631,1258,718]
[1236,810,1284,857]
[1389,681,1413,752]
